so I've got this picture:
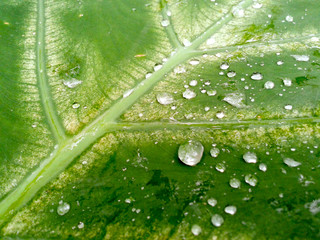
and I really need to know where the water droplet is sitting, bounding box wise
[183,39,192,47]
[63,78,82,89]
[232,6,245,18]
[285,15,293,22]
[225,205,237,215]
[154,64,163,71]
[191,224,202,236]
[283,158,301,167]
[189,80,198,86]
[251,72,263,81]
[207,90,217,96]
[174,66,186,74]
[220,63,230,70]
[243,152,257,163]
[210,147,220,158]
[189,60,200,66]
[245,174,258,186]
[207,198,217,207]
[207,36,216,45]
[284,105,292,110]
[283,78,292,86]
[161,20,170,27]
[183,89,196,99]
[259,163,267,172]
[252,2,263,9]
[57,202,70,216]
[277,60,284,66]
[291,55,309,62]
[123,89,134,98]
[223,93,246,108]
[78,222,84,229]
[211,214,224,227]
[178,140,204,166]
[216,111,225,119]
[156,92,174,105]
[72,102,80,109]
[227,71,236,78]
[215,163,226,172]
[230,178,241,188]
[264,81,275,89]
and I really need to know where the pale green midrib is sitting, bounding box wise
[110,117,320,131]
[191,33,320,56]
[36,0,66,142]
[161,2,182,49]
[0,0,257,226]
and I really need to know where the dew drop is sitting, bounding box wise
[178,140,204,166]
[227,71,236,78]
[189,59,200,66]
[156,92,174,105]
[232,6,245,18]
[123,89,134,98]
[207,90,217,96]
[210,147,220,158]
[189,80,198,86]
[223,93,246,108]
[250,72,263,81]
[259,163,267,172]
[57,202,70,216]
[154,64,163,71]
[283,158,301,167]
[216,111,225,119]
[183,39,192,47]
[220,63,230,70]
[215,163,226,172]
[63,78,82,89]
[284,105,292,110]
[252,2,263,9]
[183,89,196,99]
[291,55,309,62]
[174,66,186,74]
[285,15,294,22]
[243,152,257,163]
[277,60,284,66]
[78,222,84,229]
[230,178,241,188]
[211,214,224,227]
[161,20,170,27]
[283,78,292,86]
[191,224,202,236]
[225,205,237,215]
[72,102,80,109]
[245,174,258,187]
[207,36,216,45]
[207,198,217,207]
[264,81,275,89]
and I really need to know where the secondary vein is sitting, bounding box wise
[36,0,66,142]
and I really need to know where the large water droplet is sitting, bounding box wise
[291,55,309,62]
[178,140,204,166]
[223,93,246,108]
[215,163,226,172]
[227,71,236,78]
[251,72,263,81]
[57,202,70,216]
[210,147,220,158]
[183,89,196,99]
[283,158,301,167]
[191,225,202,236]
[216,111,225,119]
[230,178,241,188]
[232,6,245,17]
[259,163,267,172]
[63,78,82,89]
[245,174,258,186]
[207,198,217,207]
[211,214,224,227]
[156,92,174,105]
[264,81,275,89]
[243,152,257,163]
[224,205,237,215]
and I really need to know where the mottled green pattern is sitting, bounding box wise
[0,0,320,239]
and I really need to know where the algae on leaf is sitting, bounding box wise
[0,0,320,239]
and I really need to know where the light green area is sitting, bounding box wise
[0,0,320,239]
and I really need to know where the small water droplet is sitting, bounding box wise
[189,59,200,66]
[189,80,198,86]
[57,202,70,216]
[154,64,163,71]
[283,158,301,167]
[210,147,220,158]
[191,224,202,236]
[232,6,245,18]
[72,102,80,109]
[63,78,82,89]
[207,198,217,207]
[264,81,275,89]
[178,140,204,166]
[183,89,196,99]
[245,174,258,186]
[78,222,84,229]
[161,20,170,27]
[156,92,174,105]
[216,111,225,119]
[259,163,267,172]
[252,2,263,9]
[123,89,134,98]
[277,60,284,65]
[243,152,257,163]
[183,39,192,47]
[230,178,241,188]
[251,72,263,81]
[285,15,294,22]
[220,63,230,70]
[227,71,236,78]
[211,214,224,227]
[283,78,292,86]
[207,90,217,96]
[223,93,246,108]
[284,105,292,110]
[291,55,309,62]
[215,163,226,172]
[225,205,237,215]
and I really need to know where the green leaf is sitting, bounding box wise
[1,0,320,239]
